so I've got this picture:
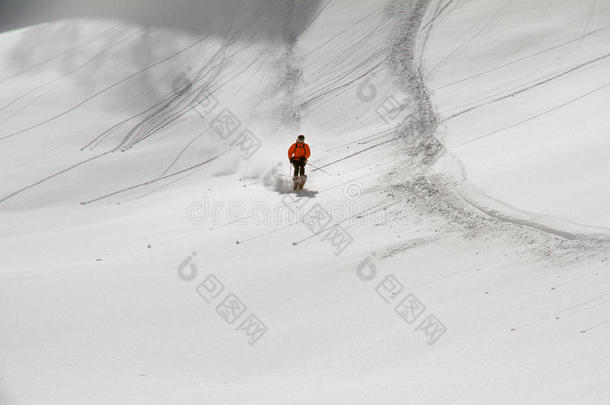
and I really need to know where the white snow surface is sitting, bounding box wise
[0,0,609,404]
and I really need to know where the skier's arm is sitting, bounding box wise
[287,144,295,160]
[305,144,311,159]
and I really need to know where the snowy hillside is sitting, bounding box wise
[424,0,610,231]
[1,0,609,404]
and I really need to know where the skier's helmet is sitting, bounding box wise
[297,134,305,141]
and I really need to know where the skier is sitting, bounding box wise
[288,134,311,190]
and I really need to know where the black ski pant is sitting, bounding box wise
[291,157,306,177]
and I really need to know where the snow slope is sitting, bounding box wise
[423,0,610,230]
[1,0,609,404]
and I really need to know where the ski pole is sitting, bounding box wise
[306,161,334,176]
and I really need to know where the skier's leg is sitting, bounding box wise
[297,159,307,190]
[292,160,299,177]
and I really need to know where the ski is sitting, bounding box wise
[292,176,300,191]
[298,175,307,190]
[292,175,307,192]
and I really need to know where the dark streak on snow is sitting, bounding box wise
[382,0,609,259]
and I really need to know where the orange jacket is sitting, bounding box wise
[288,142,310,159]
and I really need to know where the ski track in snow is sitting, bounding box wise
[0,0,606,287]
[1,0,609,403]
[0,0,605,271]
